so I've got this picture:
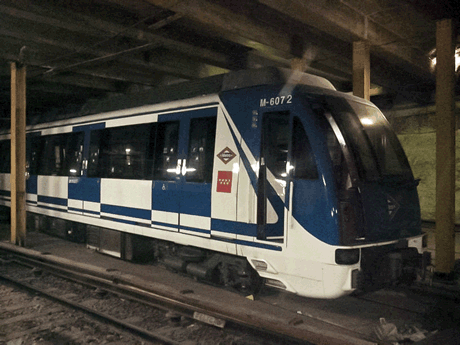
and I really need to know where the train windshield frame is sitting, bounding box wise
[316,95,413,183]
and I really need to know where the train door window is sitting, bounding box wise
[292,117,318,179]
[0,140,10,173]
[88,131,102,177]
[153,121,179,181]
[263,112,289,179]
[88,124,154,180]
[66,133,84,176]
[38,132,84,176]
[185,117,216,183]
[27,135,40,176]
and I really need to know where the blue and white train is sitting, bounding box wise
[0,67,427,298]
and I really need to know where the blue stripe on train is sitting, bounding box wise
[0,190,10,197]
[180,225,210,235]
[234,239,282,251]
[38,195,68,206]
[101,204,150,220]
[211,218,257,237]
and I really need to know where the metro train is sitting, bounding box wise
[0,67,428,299]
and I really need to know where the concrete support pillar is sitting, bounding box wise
[435,19,456,275]
[10,62,26,246]
[352,41,370,100]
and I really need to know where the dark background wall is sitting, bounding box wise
[386,103,460,223]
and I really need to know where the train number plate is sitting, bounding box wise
[193,311,226,328]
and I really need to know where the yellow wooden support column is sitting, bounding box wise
[435,19,456,276]
[10,62,27,246]
[353,41,370,101]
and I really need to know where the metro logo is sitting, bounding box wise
[217,147,236,164]
[217,171,232,193]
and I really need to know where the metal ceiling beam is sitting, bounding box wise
[0,1,229,68]
[0,25,207,80]
[144,0,294,63]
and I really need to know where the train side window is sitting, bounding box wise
[292,117,318,179]
[186,117,216,183]
[38,132,84,176]
[0,140,10,173]
[89,124,154,180]
[153,121,179,181]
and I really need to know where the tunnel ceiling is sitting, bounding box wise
[0,0,459,126]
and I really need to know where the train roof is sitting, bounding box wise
[75,67,336,117]
[11,67,337,128]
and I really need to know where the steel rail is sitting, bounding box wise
[1,250,306,345]
[0,270,183,345]
[0,244,380,345]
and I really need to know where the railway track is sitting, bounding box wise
[0,249,306,345]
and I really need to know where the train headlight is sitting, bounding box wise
[335,248,360,265]
[251,259,268,271]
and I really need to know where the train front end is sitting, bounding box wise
[298,90,428,295]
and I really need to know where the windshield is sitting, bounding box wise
[325,96,413,182]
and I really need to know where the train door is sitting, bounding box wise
[151,107,217,236]
[151,121,181,232]
[73,124,105,217]
[177,110,217,237]
[257,112,290,242]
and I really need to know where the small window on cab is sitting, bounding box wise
[292,117,318,180]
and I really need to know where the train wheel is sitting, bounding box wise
[218,260,263,296]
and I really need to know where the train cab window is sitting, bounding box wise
[292,117,318,179]
[0,140,10,173]
[38,132,84,176]
[88,124,154,180]
[263,112,289,179]
[185,117,216,183]
[153,121,179,181]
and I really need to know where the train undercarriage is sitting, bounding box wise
[26,212,263,295]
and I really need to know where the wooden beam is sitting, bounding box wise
[10,62,26,246]
[435,19,456,276]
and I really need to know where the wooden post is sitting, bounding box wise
[10,62,27,246]
[435,19,456,276]
[353,41,370,100]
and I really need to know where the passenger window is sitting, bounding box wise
[0,140,10,173]
[38,132,84,176]
[186,117,216,183]
[88,124,154,180]
[292,117,318,179]
[153,122,179,181]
